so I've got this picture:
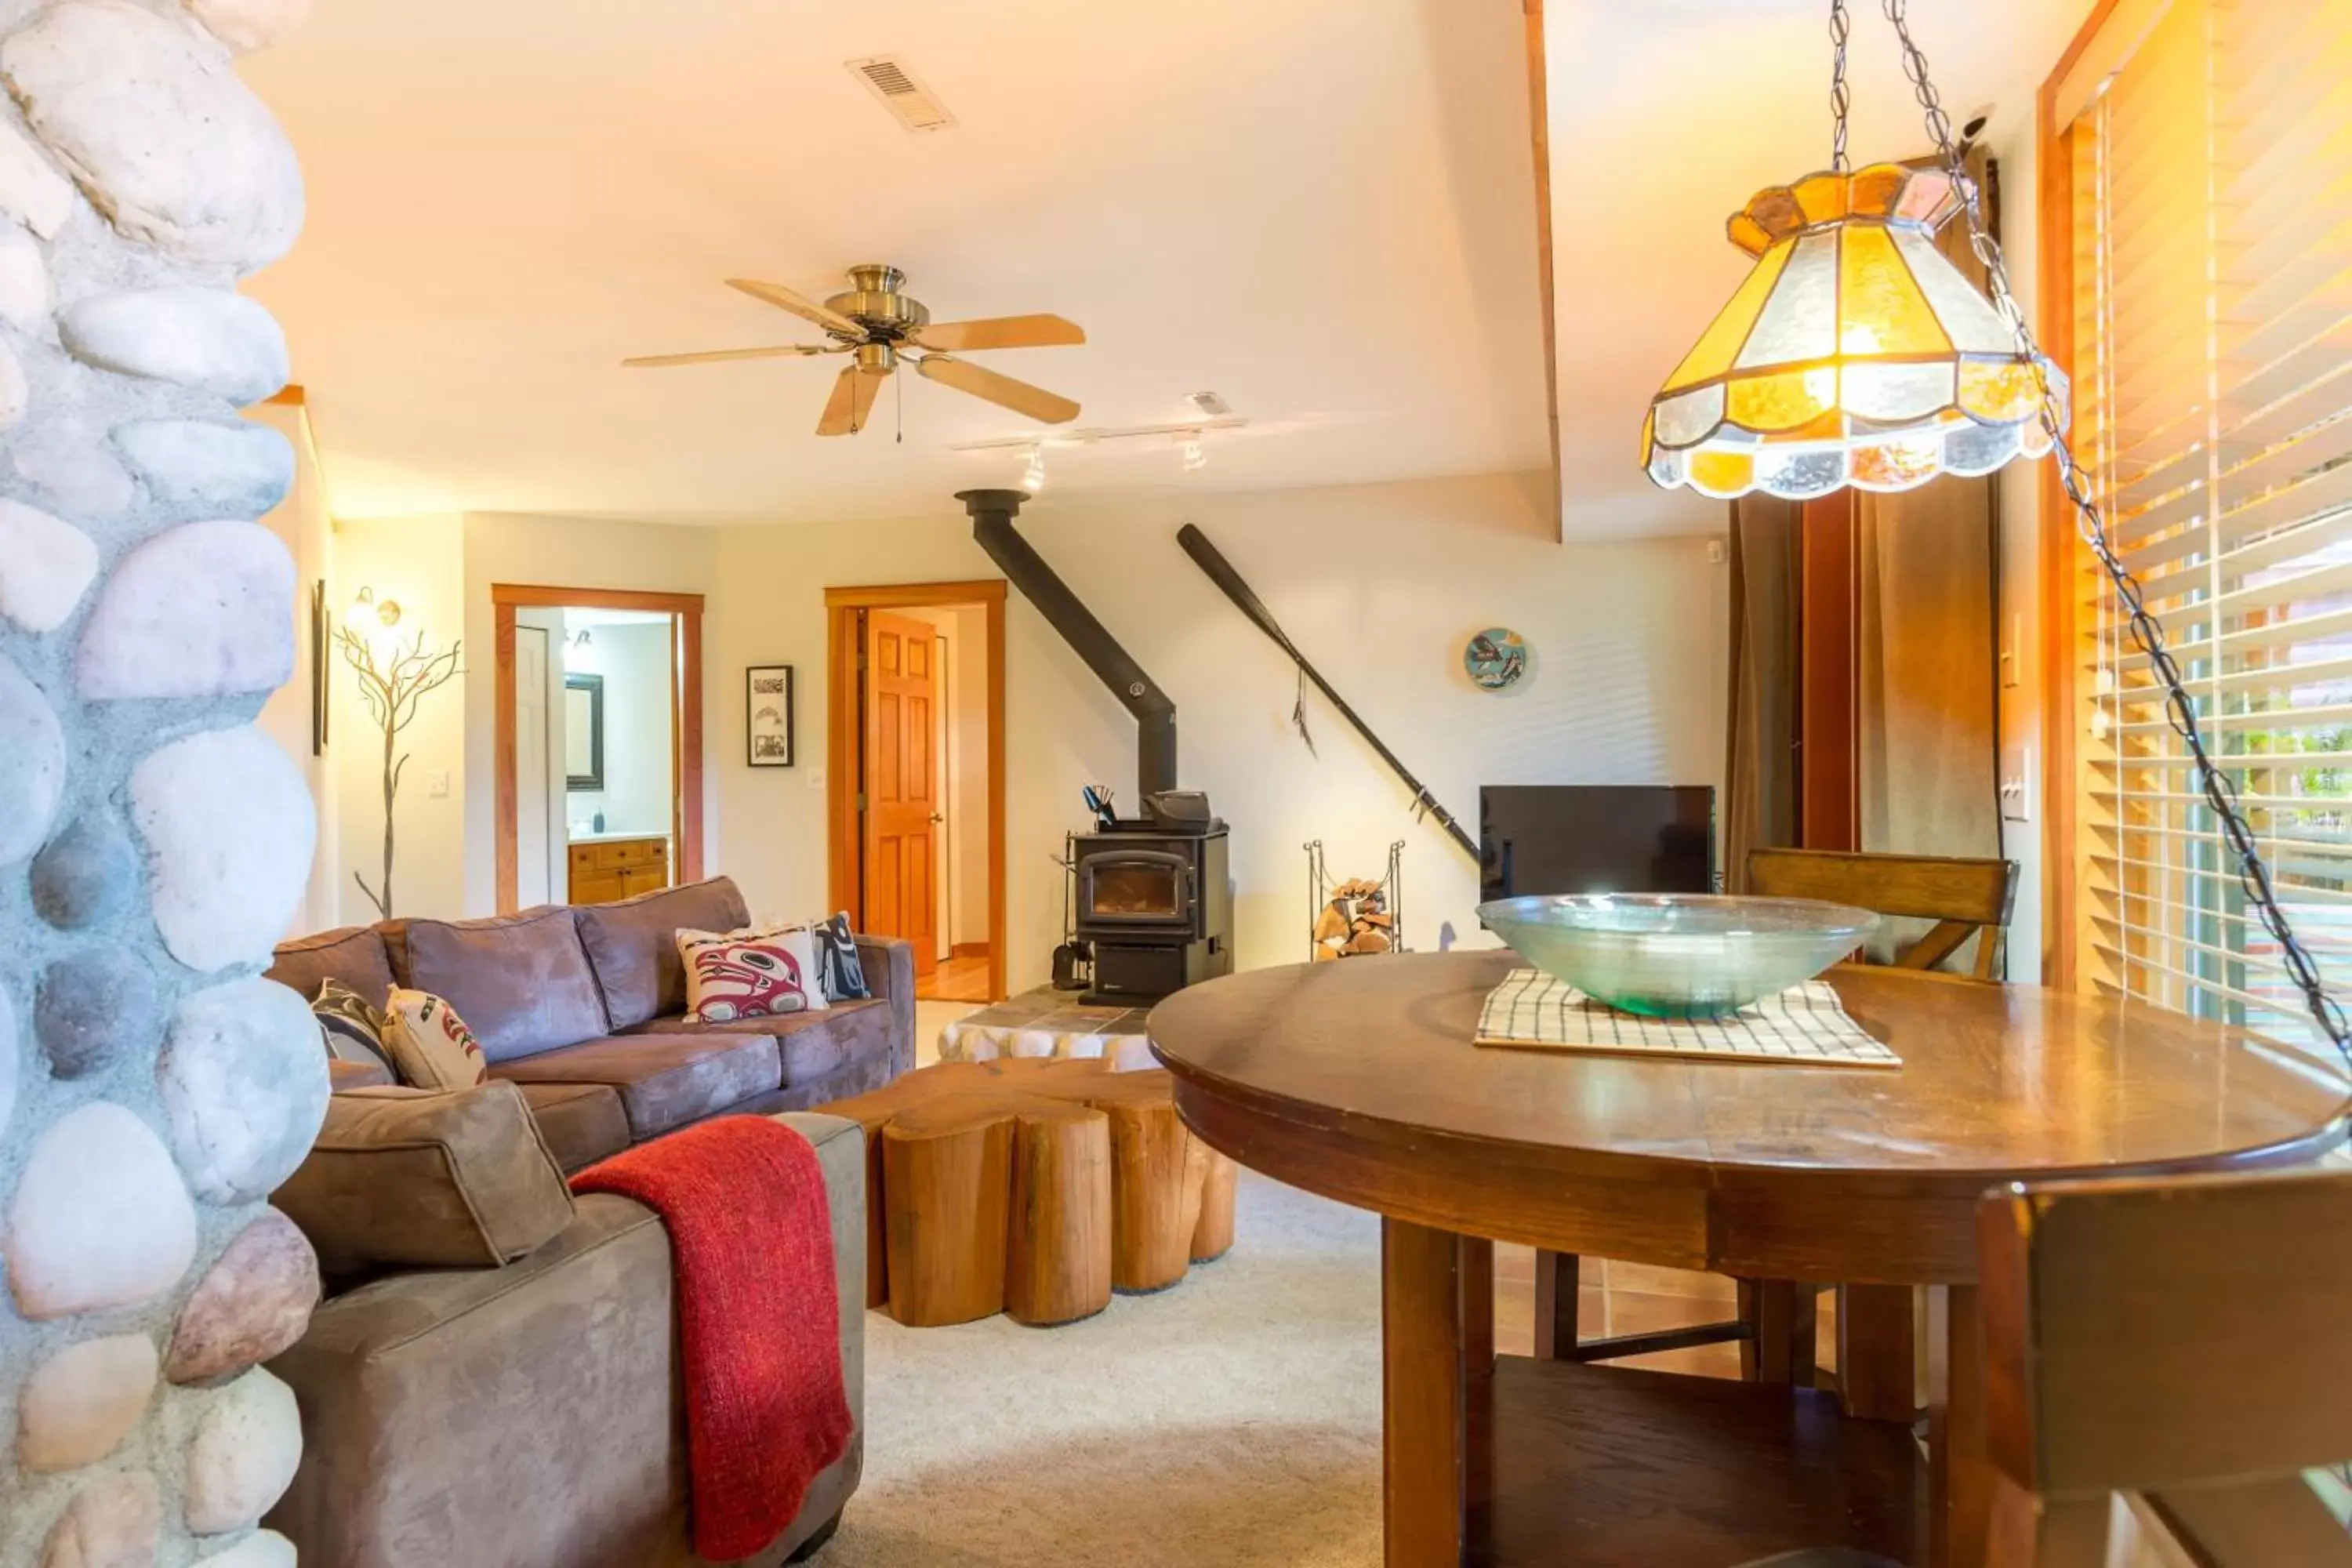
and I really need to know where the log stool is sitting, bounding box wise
[824,1057,1239,1327]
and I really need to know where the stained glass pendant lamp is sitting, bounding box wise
[1650,0,2350,1054]
[1641,162,2063,499]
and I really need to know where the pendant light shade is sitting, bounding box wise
[1642,162,2066,500]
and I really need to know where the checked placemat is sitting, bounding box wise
[1474,967,1898,1069]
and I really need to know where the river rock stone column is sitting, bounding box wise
[0,1,323,1563]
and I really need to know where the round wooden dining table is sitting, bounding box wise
[1148,950,2350,1568]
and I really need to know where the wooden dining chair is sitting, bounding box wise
[1745,846,2018,979]
[1533,848,2022,1390]
[1979,1164,2352,1566]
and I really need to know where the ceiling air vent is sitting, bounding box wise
[848,56,956,132]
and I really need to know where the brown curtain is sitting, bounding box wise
[1724,495,1801,893]
[1857,148,2003,871]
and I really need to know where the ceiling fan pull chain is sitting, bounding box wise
[1873,0,2350,1058]
[895,364,904,444]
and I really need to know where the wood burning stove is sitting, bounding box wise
[961,487,1236,1006]
[1073,822,1231,1005]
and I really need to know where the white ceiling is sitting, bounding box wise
[242,0,2092,536]
[241,0,1552,524]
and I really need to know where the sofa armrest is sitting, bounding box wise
[851,935,916,1077]
[267,1115,867,1567]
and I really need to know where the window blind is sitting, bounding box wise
[2073,0,2352,1047]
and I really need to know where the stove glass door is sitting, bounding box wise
[1083,852,1189,924]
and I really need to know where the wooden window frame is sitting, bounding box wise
[2035,0,2130,991]
[493,583,705,913]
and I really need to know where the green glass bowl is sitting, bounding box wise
[1475,894,1881,1019]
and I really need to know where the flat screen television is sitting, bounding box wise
[1479,785,1716,901]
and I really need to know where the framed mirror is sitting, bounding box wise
[564,673,604,791]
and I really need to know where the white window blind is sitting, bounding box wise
[2073,0,2352,1047]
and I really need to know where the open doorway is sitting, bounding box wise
[825,582,1006,1005]
[495,585,706,912]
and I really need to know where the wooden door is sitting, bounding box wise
[863,610,940,981]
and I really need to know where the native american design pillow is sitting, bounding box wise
[312,977,397,1080]
[811,912,869,1002]
[677,924,826,1023]
[380,989,490,1091]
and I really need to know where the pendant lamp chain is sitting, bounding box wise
[1853,0,2350,1054]
[1828,0,1852,173]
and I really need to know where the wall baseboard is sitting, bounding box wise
[951,942,992,960]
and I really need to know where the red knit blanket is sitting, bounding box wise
[572,1116,853,1561]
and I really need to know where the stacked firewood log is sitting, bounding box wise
[1312,879,1395,960]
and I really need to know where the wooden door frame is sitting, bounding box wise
[826,580,1007,1004]
[494,583,706,914]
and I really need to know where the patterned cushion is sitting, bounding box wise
[677,924,826,1023]
[381,989,490,1091]
[811,912,869,1002]
[312,977,397,1081]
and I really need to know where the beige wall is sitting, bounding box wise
[330,513,467,925]
[706,472,1728,985]
[249,401,339,935]
[320,477,1729,985]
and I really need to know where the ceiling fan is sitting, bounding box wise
[624,264,1085,437]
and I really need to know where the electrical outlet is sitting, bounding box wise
[1707,538,1726,564]
[426,769,451,799]
[1998,747,2031,823]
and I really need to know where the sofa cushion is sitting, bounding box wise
[489,1033,782,1142]
[392,906,609,1063]
[574,877,751,1031]
[268,926,397,1009]
[514,1083,631,1174]
[274,1082,575,1275]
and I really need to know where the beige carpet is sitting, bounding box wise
[817,1170,1384,1567]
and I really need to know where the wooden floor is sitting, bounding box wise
[1493,1244,1841,1381]
[919,953,994,1004]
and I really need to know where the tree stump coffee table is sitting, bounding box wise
[823,1057,1239,1327]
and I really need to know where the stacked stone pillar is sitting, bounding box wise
[0,0,326,1563]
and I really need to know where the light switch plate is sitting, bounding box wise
[807,766,827,792]
[1998,747,2031,823]
[426,769,451,799]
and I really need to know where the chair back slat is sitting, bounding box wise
[1980,1166,2352,1499]
[1747,848,2018,980]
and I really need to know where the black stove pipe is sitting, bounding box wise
[959,488,1177,800]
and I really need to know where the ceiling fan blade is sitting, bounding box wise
[915,314,1087,353]
[816,364,890,437]
[727,278,865,338]
[917,354,1080,424]
[622,344,833,368]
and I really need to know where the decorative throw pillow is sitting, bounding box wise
[312,978,397,1080]
[380,989,490,1091]
[811,912,869,1002]
[677,924,826,1022]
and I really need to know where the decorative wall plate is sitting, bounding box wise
[1463,627,1529,691]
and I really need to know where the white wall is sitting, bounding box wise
[563,620,673,838]
[249,401,339,935]
[330,513,468,925]
[709,472,1728,985]
[1989,125,2049,985]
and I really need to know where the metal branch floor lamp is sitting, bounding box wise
[1644,0,2349,1056]
[338,587,461,920]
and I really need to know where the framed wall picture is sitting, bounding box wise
[747,665,794,767]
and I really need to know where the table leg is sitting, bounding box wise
[1382,1218,1494,1568]
[1929,1283,1992,1568]
[1530,1249,1578,1359]
[1838,1283,1916,1421]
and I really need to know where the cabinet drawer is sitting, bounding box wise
[570,837,668,872]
